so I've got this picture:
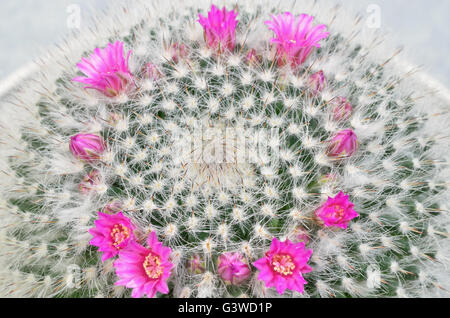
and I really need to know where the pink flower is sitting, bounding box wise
[89,211,136,262]
[315,191,359,229]
[114,232,173,298]
[186,255,206,274]
[198,5,238,52]
[69,133,106,162]
[253,238,312,295]
[73,41,134,97]
[218,253,251,285]
[328,129,358,158]
[265,13,329,68]
[331,97,352,121]
[79,170,101,194]
[308,70,326,94]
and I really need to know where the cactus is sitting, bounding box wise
[0,0,449,298]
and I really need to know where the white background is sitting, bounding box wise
[0,0,449,88]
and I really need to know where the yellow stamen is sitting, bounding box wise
[143,253,163,279]
[110,224,130,248]
[272,254,296,276]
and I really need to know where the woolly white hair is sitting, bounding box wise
[0,0,449,298]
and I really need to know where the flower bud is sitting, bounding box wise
[168,43,188,64]
[186,255,206,274]
[327,129,358,158]
[246,49,261,65]
[79,170,101,194]
[144,63,163,81]
[70,133,106,162]
[331,97,352,121]
[218,252,251,285]
[103,200,123,214]
[308,70,326,95]
[290,226,310,244]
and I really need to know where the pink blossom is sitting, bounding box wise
[114,232,173,298]
[73,41,134,97]
[265,12,329,68]
[331,97,352,121]
[79,170,101,194]
[253,238,312,295]
[218,253,251,285]
[328,129,358,158]
[186,255,206,274]
[89,211,136,262]
[198,5,238,52]
[69,133,106,162]
[315,191,359,229]
[308,70,326,94]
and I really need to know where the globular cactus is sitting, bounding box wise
[0,0,449,298]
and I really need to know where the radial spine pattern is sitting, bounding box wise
[0,0,449,298]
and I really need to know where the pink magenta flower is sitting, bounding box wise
[265,12,329,67]
[114,232,174,298]
[198,5,238,52]
[89,211,136,262]
[73,41,134,97]
[328,129,358,158]
[79,170,101,194]
[253,238,313,295]
[315,192,359,229]
[218,252,251,285]
[187,255,206,274]
[331,97,353,121]
[308,70,326,94]
[69,133,106,162]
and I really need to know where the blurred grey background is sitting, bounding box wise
[0,0,449,91]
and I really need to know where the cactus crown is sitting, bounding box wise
[0,0,449,298]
